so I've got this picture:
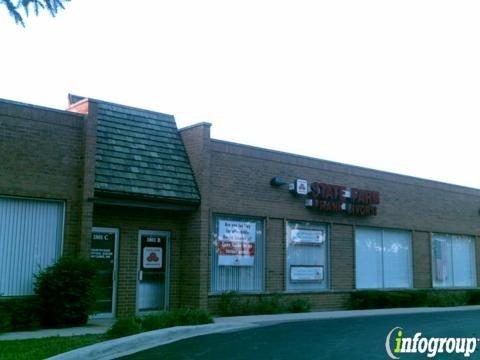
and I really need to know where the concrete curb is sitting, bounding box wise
[46,323,257,360]
[46,305,480,359]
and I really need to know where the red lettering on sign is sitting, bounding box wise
[308,181,379,216]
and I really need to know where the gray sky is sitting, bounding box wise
[1,1,479,188]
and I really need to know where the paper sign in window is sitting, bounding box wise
[143,247,162,269]
[290,266,324,281]
[217,220,256,266]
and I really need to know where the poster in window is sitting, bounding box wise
[217,220,256,266]
[143,247,162,269]
[291,229,325,245]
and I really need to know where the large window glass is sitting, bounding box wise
[432,234,476,288]
[0,197,64,296]
[355,228,412,289]
[211,215,264,293]
[286,221,328,291]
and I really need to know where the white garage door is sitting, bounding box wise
[0,197,64,296]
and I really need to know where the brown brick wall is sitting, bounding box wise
[0,99,85,256]
[76,100,97,257]
[4,98,480,315]
[207,141,480,235]
[266,218,285,292]
[412,231,432,288]
[180,130,480,311]
[180,124,212,309]
[331,224,355,290]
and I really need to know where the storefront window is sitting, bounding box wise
[211,215,264,293]
[432,234,476,288]
[286,221,328,291]
[355,228,412,289]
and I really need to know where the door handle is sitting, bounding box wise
[138,270,143,281]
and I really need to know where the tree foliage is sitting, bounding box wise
[1,0,70,26]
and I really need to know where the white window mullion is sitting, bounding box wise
[450,236,456,286]
[381,230,385,288]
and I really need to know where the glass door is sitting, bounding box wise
[90,227,119,318]
[137,230,169,313]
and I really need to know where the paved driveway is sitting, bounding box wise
[121,310,480,359]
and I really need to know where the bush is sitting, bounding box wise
[287,298,311,313]
[0,297,40,332]
[141,309,213,332]
[218,291,252,316]
[348,290,480,310]
[106,309,214,339]
[34,256,97,328]
[217,292,312,316]
[426,291,467,307]
[171,308,214,325]
[254,295,284,314]
[105,317,143,339]
[467,290,480,305]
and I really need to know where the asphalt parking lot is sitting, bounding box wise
[121,310,480,359]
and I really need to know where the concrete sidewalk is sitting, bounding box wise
[43,305,480,360]
[0,319,113,341]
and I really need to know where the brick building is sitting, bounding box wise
[1,95,479,317]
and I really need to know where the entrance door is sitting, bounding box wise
[137,230,169,313]
[90,227,119,318]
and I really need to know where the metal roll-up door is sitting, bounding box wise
[0,197,64,296]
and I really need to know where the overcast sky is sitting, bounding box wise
[1,1,479,188]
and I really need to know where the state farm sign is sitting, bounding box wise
[305,182,379,216]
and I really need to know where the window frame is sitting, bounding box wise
[431,233,477,289]
[355,227,413,290]
[285,220,330,292]
[210,213,265,294]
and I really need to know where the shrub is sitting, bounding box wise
[409,290,429,307]
[0,297,40,332]
[426,291,468,307]
[254,295,284,314]
[171,308,213,325]
[34,256,97,328]
[141,313,175,331]
[217,292,314,316]
[467,290,480,305]
[348,290,480,310]
[141,309,213,332]
[105,317,143,339]
[218,291,251,316]
[287,298,311,313]
[106,309,214,339]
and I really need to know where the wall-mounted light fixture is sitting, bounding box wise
[270,176,288,187]
[271,176,309,196]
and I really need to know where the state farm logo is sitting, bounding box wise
[147,252,159,262]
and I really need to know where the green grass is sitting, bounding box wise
[0,334,104,360]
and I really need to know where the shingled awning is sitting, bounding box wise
[70,96,200,205]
